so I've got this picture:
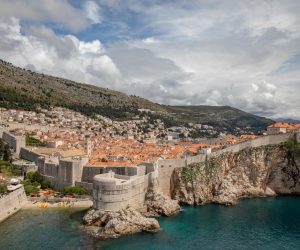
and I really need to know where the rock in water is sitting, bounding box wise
[83,208,160,239]
[144,191,181,217]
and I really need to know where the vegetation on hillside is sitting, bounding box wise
[0,59,273,132]
[284,139,300,167]
[26,134,46,147]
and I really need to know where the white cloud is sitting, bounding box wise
[0,0,88,32]
[0,17,121,89]
[1,0,300,119]
[84,1,102,24]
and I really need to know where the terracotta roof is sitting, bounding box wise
[268,122,299,131]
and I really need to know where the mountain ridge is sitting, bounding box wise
[0,59,273,132]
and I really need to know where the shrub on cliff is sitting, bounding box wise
[284,139,300,162]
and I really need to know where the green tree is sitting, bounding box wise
[41,181,52,189]
[23,183,39,195]
[63,186,89,195]
[26,171,43,184]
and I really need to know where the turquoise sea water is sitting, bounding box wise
[0,197,300,250]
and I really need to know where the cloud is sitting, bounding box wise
[0,0,300,119]
[0,0,88,32]
[84,1,102,24]
[0,17,121,88]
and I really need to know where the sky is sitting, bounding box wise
[0,0,299,120]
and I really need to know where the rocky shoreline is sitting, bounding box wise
[172,145,300,206]
[83,144,300,239]
[83,190,180,239]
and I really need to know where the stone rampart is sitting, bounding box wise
[20,147,42,164]
[81,166,140,184]
[157,133,293,196]
[296,131,300,143]
[55,159,83,190]
[93,171,154,211]
[2,132,25,155]
[0,187,27,223]
[156,158,186,196]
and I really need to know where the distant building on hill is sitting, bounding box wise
[267,122,300,135]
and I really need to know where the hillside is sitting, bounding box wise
[166,105,272,130]
[0,59,273,132]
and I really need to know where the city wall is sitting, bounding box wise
[20,147,42,164]
[0,187,27,223]
[81,165,145,184]
[1,129,294,207]
[2,131,26,155]
[93,171,155,211]
[156,133,293,196]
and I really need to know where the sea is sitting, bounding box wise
[0,197,300,250]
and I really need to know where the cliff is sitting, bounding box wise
[172,144,300,205]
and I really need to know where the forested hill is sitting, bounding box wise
[0,59,273,131]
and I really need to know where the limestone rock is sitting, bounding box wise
[172,145,300,206]
[144,191,181,217]
[83,208,160,239]
[265,186,276,196]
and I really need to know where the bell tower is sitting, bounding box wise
[85,135,92,157]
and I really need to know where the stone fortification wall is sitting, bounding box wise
[12,162,38,175]
[93,171,155,211]
[37,157,46,174]
[2,132,26,155]
[296,131,300,143]
[20,147,42,164]
[211,133,291,157]
[156,158,186,196]
[44,162,58,177]
[157,133,293,196]
[19,146,85,191]
[55,159,83,190]
[0,187,27,223]
[0,126,5,138]
[81,166,141,184]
